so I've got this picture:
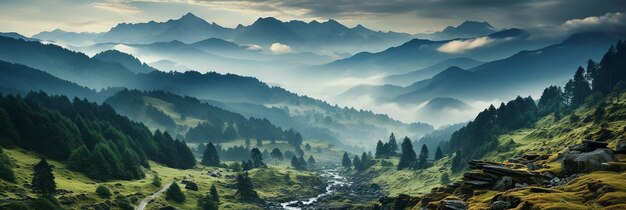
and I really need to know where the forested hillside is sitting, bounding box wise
[0,92,195,180]
[366,41,626,210]
[105,90,303,146]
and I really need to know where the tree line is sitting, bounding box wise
[447,40,626,172]
[0,92,196,180]
[106,89,304,147]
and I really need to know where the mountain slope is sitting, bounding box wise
[104,89,303,146]
[382,57,484,86]
[417,21,497,40]
[318,28,536,76]
[0,32,38,41]
[0,61,101,100]
[93,50,158,74]
[0,36,135,89]
[394,32,620,104]
[0,36,433,147]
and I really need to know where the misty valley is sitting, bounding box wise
[1,2,626,210]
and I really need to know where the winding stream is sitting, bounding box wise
[280,168,350,210]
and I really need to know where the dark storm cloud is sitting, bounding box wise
[193,0,625,27]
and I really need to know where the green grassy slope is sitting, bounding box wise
[0,147,325,209]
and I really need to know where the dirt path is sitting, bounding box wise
[136,182,172,210]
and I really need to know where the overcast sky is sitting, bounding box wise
[0,0,625,36]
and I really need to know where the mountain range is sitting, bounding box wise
[315,28,544,76]
[341,32,621,107]
[0,35,434,148]
[33,13,413,55]
[415,21,497,40]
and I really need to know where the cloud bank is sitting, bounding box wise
[270,42,292,54]
[437,37,493,53]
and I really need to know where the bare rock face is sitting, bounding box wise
[439,199,467,210]
[562,148,617,175]
[490,200,511,210]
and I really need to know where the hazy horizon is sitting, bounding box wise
[1,0,624,36]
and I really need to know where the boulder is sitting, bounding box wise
[464,180,491,189]
[562,148,617,175]
[463,172,497,182]
[439,200,467,210]
[490,201,511,210]
[583,139,608,149]
[493,176,513,191]
[615,142,626,154]
[184,181,199,191]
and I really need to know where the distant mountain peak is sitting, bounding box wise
[457,21,494,30]
[353,24,368,30]
[181,12,200,19]
[424,97,471,111]
[326,19,339,24]
[175,12,206,24]
[253,17,282,25]
[423,20,497,40]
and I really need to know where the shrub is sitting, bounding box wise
[165,182,185,203]
[115,195,133,210]
[96,185,112,198]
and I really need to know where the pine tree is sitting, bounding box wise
[342,152,351,169]
[198,194,218,210]
[255,139,263,147]
[397,137,416,170]
[0,108,19,147]
[417,144,429,169]
[201,143,221,166]
[165,182,185,203]
[586,59,599,87]
[360,152,370,170]
[307,155,316,166]
[352,155,361,171]
[387,133,398,155]
[305,143,311,151]
[291,156,300,169]
[209,184,220,203]
[375,140,385,158]
[298,156,307,170]
[152,173,161,187]
[245,138,251,149]
[564,66,592,107]
[250,148,266,168]
[235,172,259,202]
[0,147,15,182]
[270,148,283,165]
[451,149,463,172]
[32,159,56,194]
[434,147,444,161]
[241,160,251,171]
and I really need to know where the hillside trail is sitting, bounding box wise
[136,182,172,210]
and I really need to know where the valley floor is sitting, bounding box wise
[0,148,328,210]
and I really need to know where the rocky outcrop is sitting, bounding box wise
[375,194,420,210]
[439,199,467,210]
[562,147,617,175]
[568,140,609,153]
[181,180,199,191]
[461,160,541,192]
